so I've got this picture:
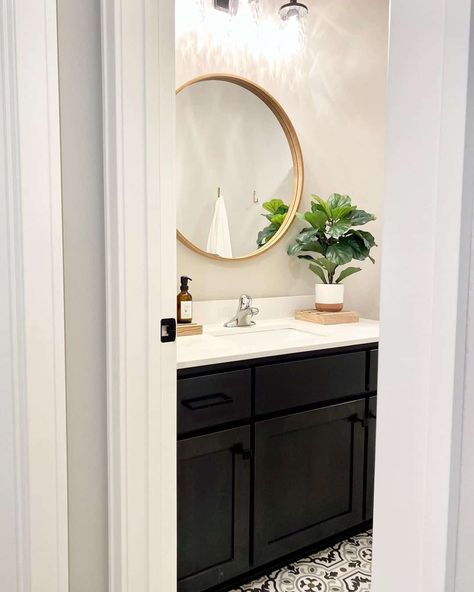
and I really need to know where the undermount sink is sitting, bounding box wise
[206,326,326,347]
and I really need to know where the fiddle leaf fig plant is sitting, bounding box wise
[257,199,289,247]
[288,194,376,284]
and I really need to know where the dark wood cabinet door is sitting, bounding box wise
[178,426,251,592]
[254,400,366,566]
[365,396,377,520]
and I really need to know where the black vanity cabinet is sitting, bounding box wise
[177,344,378,592]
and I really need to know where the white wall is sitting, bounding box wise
[455,209,474,590]
[176,0,388,318]
[57,2,108,591]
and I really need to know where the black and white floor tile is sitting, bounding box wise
[228,531,372,592]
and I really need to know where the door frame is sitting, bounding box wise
[0,1,69,590]
[102,2,474,592]
[374,0,474,590]
[100,0,177,590]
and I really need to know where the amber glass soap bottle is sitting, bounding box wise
[177,276,193,324]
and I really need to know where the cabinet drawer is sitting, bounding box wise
[368,349,378,391]
[178,369,251,435]
[255,351,366,415]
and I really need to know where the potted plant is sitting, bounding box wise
[288,194,376,312]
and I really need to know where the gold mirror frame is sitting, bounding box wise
[176,74,304,261]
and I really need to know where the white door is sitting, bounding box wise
[101,0,177,590]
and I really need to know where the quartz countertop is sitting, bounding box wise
[177,317,379,370]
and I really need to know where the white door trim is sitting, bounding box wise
[100,0,177,590]
[373,0,474,590]
[0,1,69,591]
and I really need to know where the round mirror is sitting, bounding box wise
[176,75,304,260]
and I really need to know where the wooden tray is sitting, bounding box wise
[295,309,359,325]
[177,323,203,337]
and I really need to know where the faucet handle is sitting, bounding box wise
[238,294,252,310]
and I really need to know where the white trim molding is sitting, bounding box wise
[374,0,474,590]
[101,0,177,590]
[0,1,69,591]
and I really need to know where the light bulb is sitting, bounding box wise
[278,0,308,21]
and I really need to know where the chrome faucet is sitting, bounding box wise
[224,295,259,327]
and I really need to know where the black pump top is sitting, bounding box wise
[180,276,192,291]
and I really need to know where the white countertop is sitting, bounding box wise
[177,317,379,369]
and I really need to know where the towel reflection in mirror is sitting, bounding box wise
[206,188,233,258]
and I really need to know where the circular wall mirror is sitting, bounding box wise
[176,74,304,260]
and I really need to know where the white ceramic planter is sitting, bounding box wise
[315,283,344,312]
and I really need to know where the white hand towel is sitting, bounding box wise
[206,195,233,258]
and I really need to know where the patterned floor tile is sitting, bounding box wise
[228,531,372,592]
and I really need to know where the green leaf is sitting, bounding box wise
[339,234,369,261]
[287,241,303,256]
[257,224,278,247]
[296,227,321,241]
[311,195,332,219]
[311,201,328,214]
[347,209,376,226]
[304,210,327,230]
[297,254,317,261]
[262,199,285,214]
[327,193,351,212]
[288,239,326,258]
[311,257,337,274]
[270,213,286,226]
[336,267,362,283]
[332,204,356,220]
[352,229,376,248]
[326,243,354,265]
[326,220,352,239]
[309,263,327,283]
[340,230,376,261]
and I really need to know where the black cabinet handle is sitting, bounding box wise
[350,413,376,428]
[232,443,253,460]
[350,415,369,428]
[181,392,232,411]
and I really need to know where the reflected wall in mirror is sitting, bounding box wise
[176,75,304,260]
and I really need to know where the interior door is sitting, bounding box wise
[254,400,366,566]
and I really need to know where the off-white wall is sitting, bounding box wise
[455,209,474,590]
[176,0,388,318]
[57,1,108,591]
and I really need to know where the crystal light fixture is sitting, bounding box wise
[278,0,308,21]
[248,0,261,25]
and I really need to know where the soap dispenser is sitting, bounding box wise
[177,276,193,324]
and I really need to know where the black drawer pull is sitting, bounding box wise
[181,392,233,411]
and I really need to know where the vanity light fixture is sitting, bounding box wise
[278,0,308,20]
